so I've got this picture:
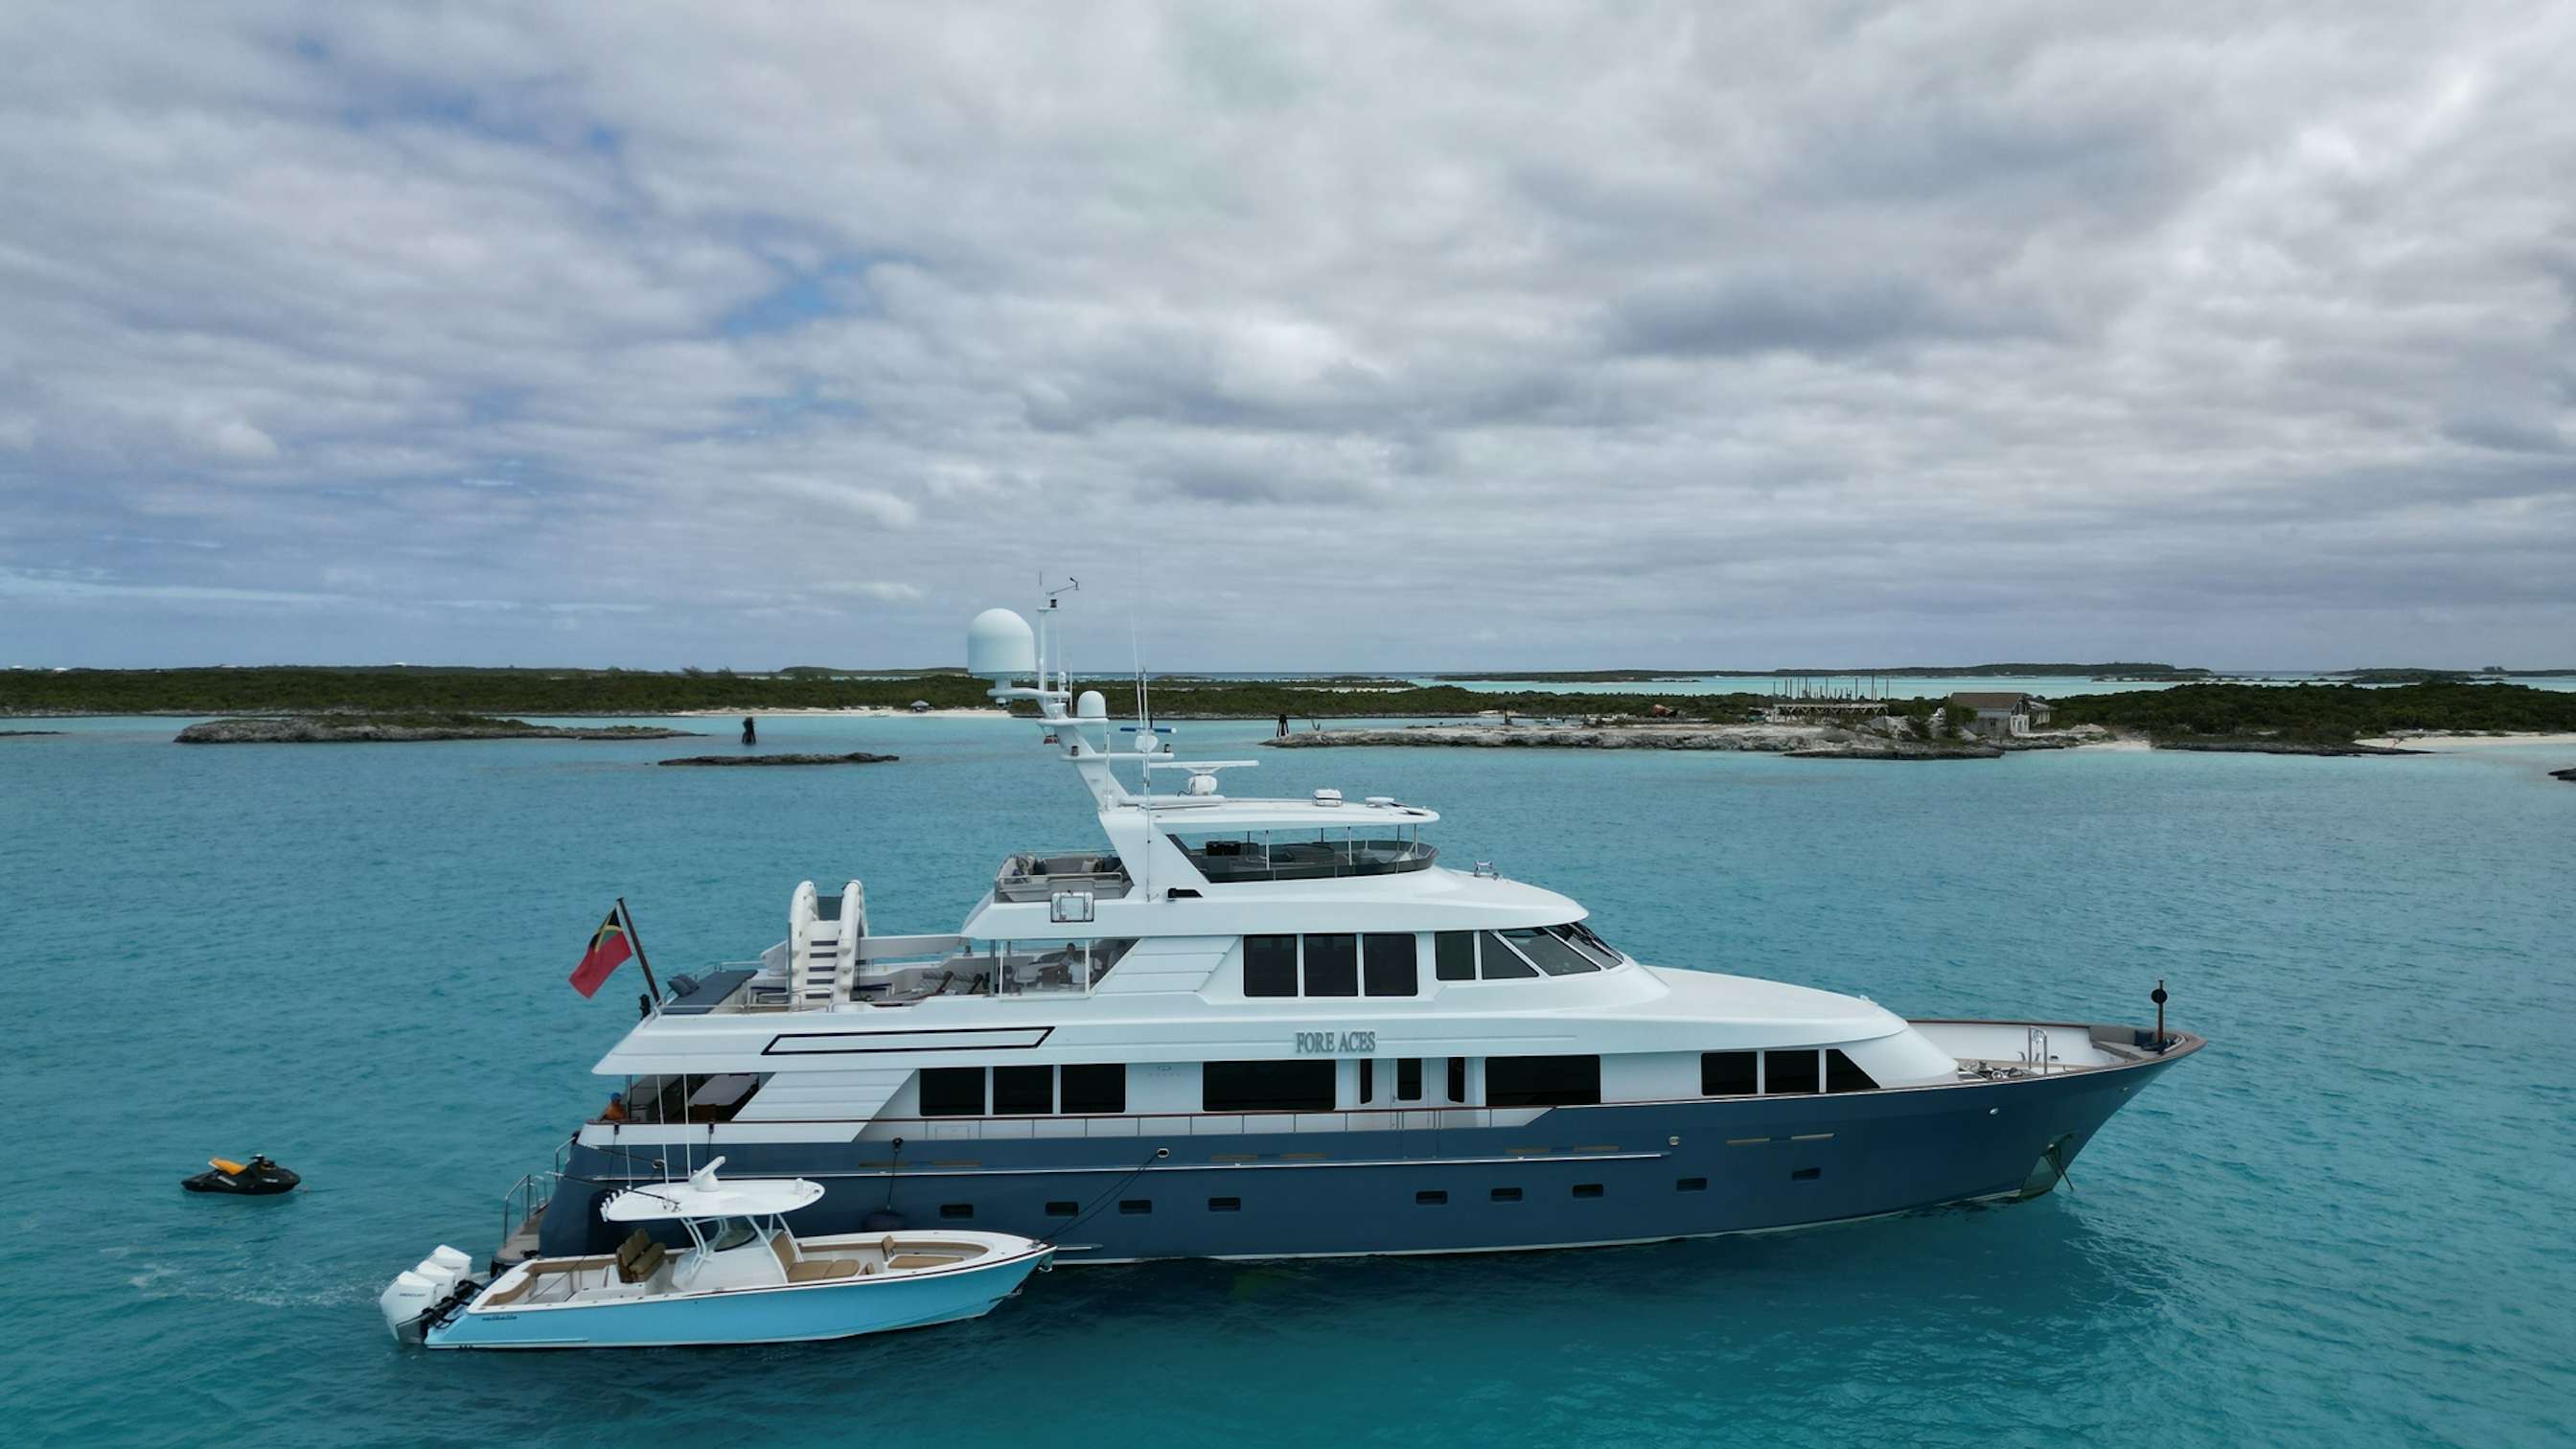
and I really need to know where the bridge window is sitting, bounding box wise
[1826,1049,1879,1093]
[1498,926,1598,976]
[1244,934,1298,997]
[918,1068,985,1116]
[1701,1051,1759,1097]
[1061,1064,1127,1115]
[1764,1049,1820,1095]
[1485,1055,1601,1107]
[1303,933,1359,997]
[1435,932,1475,981]
[1477,932,1539,979]
[1204,1060,1336,1113]
[1560,922,1622,968]
[993,1065,1053,1116]
[1364,933,1418,997]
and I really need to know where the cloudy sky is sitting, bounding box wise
[2,3,2569,672]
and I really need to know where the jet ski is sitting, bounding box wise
[182,1155,300,1195]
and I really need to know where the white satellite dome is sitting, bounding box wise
[966,609,1038,680]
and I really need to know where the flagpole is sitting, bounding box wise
[618,897,662,1010]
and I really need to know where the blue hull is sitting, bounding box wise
[543,1040,2196,1263]
[427,1250,1049,1349]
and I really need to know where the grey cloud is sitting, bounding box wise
[0,1,2568,670]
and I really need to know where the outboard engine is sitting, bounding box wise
[380,1245,476,1344]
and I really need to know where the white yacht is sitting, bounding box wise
[507,601,2202,1267]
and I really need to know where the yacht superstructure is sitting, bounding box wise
[519,602,2201,1266]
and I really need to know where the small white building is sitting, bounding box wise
[1947,692,2053,738]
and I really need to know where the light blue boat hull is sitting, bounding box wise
[425,1249,1049,1349]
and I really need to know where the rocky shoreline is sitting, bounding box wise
[175,715,700,744]
[1264,723,2028,759]
[657,751,898,767]
[2151,739,2426,757]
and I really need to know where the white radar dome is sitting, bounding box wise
[966,609,1037,679]
[1075,690,1108,720]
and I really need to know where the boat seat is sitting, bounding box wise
[786,1257,863,1283]
[886,1254,952,1271]
[615,1230,666,1284]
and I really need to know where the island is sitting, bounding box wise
[1266,720,2035,759]
[658,751,898,767]
[0,729,63,738]
[2049,682,2576,752]
[174,713,700,744]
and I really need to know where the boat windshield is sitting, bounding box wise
[1170,829,1436,883]
[705,1217,760,1252]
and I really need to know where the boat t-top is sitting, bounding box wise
[481,593,2200,1270]
[382,1158,1051,1348]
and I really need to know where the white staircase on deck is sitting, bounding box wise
[788,879,867,1008]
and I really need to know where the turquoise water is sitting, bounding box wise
[4,717,2571,1447]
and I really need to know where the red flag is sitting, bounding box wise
[569,908,633,998]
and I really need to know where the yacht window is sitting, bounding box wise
[1825,1049,1879,1093]
[1701,1051,1759,1097]
[1555,917,1618,964]
[1764,1049,1821,1095]
[1447,1056,1466,1103]
[993,1065,1053,1116]
[1435,932,1476,981]
[1552,923,1622,969]
[1204,1060,1336,1113]
[1485,1055,1601,1107]
[1499,927,1598,976]
[1358,1058,1374,1104]
[1061,1064,1127,1115]
[707,1217,758,1252]
[1477,932,1539,979]
[918,1067,985,1116]
[1303,933,1359,997]
[1244,935,1298,998]
[1364,933,1418,997]
[1397,1058,1423,1102]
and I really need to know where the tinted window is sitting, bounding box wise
[1204,1060,1337,1113]
[1562,921,1622,967]
[1396,1058,1422,1102]
[1826,1048,1878,1092]
[1500,927,1598,976]
[1119,1200,1152,1214]
[1415,1190,1447,1205]
[1358,1058,1374,1104]
[1244,935,1297,997]
[1677,1177,1708,1192]
[1208,1197,1241,1212]
[1490,1186,1523,1202]
[918,1068,983,1116]
[1765,1049,1820,1095]
[1573,1183,1604,1199]
[1045,1201,1078,1216]
[1478,932,1538,979]
[1446,1056,1466,1103]
[1701,1050,1759,1096]
[938,1203,974,1220]
[1061,1063,1126,1115]
[1364,933,1417,997]
[1304,933,1358,996]
[993,1065,1053,1116]
[1485,1055,1601,1107]
[1435,932,1476,981]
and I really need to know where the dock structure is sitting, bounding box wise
[1759,676,1894,722]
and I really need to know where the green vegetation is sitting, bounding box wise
[1435,663,2208,681]
[0,665,1769,724]
[2052,682,2576,743]
[0,666,1005,716]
